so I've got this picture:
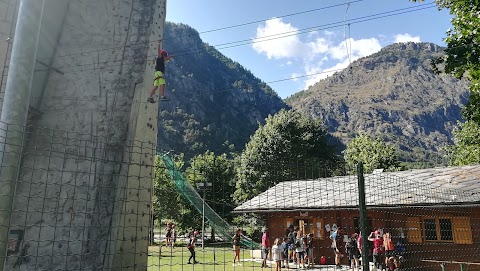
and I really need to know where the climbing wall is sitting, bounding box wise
[1,0,165,270]
[0,0,18,115]
[109,0,167,269]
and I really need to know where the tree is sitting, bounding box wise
[448,121,480,165]
[343,134,400,173]
[410,0,480,164]
[185,151,236,223]
[152,154,201,232]
[233,109,339,203]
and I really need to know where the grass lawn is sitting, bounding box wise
[147,245,264,271]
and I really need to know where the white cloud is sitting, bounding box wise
[291,73,301,82]
[252,18,329,59]
[252,19,383,91]
[252,18,303,59]
[324,30,335,37]
[303,38,381,88]
[303,59,350,88]
[394,33,421,43]
[328,38,382,60]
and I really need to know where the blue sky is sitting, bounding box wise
[167,0,452,98]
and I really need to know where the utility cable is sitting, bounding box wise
[172,3,435,58]
[20,67,345,105]
[23,42,470,106]
[33,3,436,74]
[45,0,367,61]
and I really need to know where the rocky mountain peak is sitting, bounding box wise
[287,42,469,162]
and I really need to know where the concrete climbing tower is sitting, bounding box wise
[0,0,166,270]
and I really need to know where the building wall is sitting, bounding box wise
[265,206,480,270]
[1,0,166,270]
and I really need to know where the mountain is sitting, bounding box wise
[286,42,469,162]
[157,23,288,157]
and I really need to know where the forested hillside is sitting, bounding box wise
[157,22,288,158]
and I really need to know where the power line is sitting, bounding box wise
[44,0,366,61]
[24,67,345,104]
[194,0,366,35]
[22,42,470,106]
[173,2,436,57]
[34,3,436,74]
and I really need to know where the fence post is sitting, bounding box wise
[0,0,45,269]
[357,162,370,271]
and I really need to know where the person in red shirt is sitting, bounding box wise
[262,227,271,268]
[368,230,385,270]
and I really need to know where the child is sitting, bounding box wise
[147,39,174,103]
[346,233,360,270]
[295,236,306,269]
[187,231,199,264]
[233,228,242,266]
[164,222,172,247]
[280,238,289,268]
[171,224,177,248]
[305,233,314,269]
[272,238,282,271]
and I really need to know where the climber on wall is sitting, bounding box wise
[147,39,174,103]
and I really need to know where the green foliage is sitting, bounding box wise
[185,151,236,223]
[427,0,480,125]
[410,1,480,79]
[343,134,400,173]
[448,121,480,165]
[233,109,339,203]
[158,22,288,159]
[153,154,202,232]
[410,0,480,163]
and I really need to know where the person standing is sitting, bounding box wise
[187,231,199,264]
[383,231,395,267]
[295,236,306,269]
[305,233,314,269]
[280,238,289,269]
[272,238,283,271]
[165,222,172,247]
[368,230,385,270]
[287,225,298,262]
[261,228,271,268]
[233,228,242,266]
[346,233,360,270]
[330,229,343,268]
[170,224,177,248]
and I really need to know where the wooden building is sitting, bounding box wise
[234,165,480,270]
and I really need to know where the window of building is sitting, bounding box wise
[424,219,438,241]
[439,219,453,241]
[407,216,472,244]
[423,218,453,242]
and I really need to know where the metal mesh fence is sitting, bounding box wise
[149,153,480,271]
[0,122,156,270]
[1,121,480,271]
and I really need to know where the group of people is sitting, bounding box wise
[243,226,315,270]
[330,228,402,271]
[176,222,402,270]
[164,222,177,248]
[164,222,200,264]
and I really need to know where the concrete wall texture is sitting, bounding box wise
[0,0,18,114]
[0,0,166,270]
